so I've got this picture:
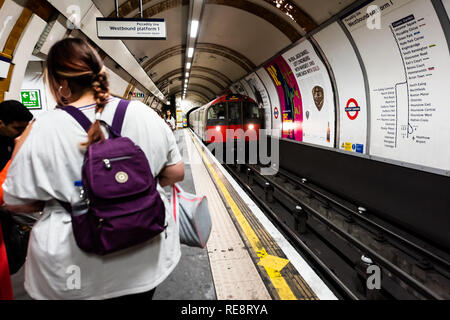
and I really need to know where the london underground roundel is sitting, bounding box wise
[345,98,361,121]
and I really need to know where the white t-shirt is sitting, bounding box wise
[166,117,176,130]
[3,98,182,300]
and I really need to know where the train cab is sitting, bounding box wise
[190,94,264,144]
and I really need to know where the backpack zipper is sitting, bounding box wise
[102,156,132,170]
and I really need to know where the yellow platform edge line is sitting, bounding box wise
[189,131,297,300]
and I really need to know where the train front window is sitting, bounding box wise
[228,102,241,126]
[207,103,227,126]
[243,102,260,122]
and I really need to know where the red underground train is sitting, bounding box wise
[189,94,264,144]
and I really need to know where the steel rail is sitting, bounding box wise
[223,164,359,300]
[274,167,450,270]
[246,165,444,300]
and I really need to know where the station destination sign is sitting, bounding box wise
[96,18,166,40]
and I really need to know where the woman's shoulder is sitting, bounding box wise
[31,108,73,131]
[124,100,158,116]
[123,100,165,123]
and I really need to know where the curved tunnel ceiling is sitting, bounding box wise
[93,0,356,107]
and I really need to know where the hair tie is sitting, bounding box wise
[95,112,102,120]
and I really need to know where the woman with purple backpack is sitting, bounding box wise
[3,38,184,300]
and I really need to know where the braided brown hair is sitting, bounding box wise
[46,38,111,147]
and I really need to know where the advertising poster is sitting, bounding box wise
[176,109,183,129]
[231,82,248,96]
[229,85,238,94]
[257,67,282,137]
[343,0,450,171]
[244,72,273,130]
[282,40,335,147]
[240,80,256,101]
[265,56,303,141]
[314,22,368,153]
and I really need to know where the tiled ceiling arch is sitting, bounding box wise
[142,43,255,73]
[190,66,232,85]
[174,82,216,98]
[173,88,210,102]
[109,0,313,41]
[156,70,225,92]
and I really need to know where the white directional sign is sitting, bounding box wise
[96,18,166,40]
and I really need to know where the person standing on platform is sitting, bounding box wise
[0,100,33,300]
[165,110,176,131]
[0,101,33,171]
[2,38,184,300]
[0,162,13,300]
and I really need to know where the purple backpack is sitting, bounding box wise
[59,100,166,255]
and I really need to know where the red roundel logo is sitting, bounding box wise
[345,98,361,121]
[274,107,279,119]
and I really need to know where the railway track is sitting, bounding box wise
[222,162,450,300]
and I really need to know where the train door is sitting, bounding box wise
[242,101,261,141]
[227,100,243,140]
[200,109,205,141]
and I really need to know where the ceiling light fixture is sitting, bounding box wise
[187,47,194,58]
[190,20,199,38]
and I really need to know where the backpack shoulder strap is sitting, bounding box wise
[60,106,92,133]
[111,99,131,135]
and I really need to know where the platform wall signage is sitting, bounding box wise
[128,91,145,98]
[176,110,183,128]
[96,18,166,39]
[343,0,450,171]
[244,73,273,130]
[313,22,368,154]
[282,40,335,147]
[257,67,282,137]
[265,56,303,142]
[20,89,41,109]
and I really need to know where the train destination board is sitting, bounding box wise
[343,0,450,171]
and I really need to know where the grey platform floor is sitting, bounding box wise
[153,129,216,300]
[11,129,216,300]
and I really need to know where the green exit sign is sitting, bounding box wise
[20,89,41,109]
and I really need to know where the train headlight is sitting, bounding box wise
[248,124,255,130]
[216,126,221,131]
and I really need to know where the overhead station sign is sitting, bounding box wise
[96,18,166,40]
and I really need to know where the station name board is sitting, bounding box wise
[96,18,166,40]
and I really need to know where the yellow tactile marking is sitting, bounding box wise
[189,131,297,300]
